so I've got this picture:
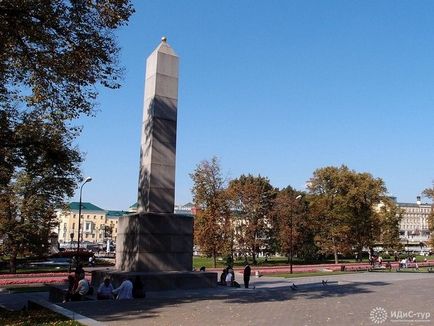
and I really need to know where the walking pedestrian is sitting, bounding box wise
[243,262,251,288]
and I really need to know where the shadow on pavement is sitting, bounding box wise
[58,280,391,323]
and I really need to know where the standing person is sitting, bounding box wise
[112,278,133,300]
[225,269,233,287]
[243,263,251,288]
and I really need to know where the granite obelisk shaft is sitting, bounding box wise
[115,39,193,273]
[138,38,178,213]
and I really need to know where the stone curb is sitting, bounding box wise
[28,298,105,326]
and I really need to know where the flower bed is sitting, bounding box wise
[0,276,69,286]
[1,272,70,279]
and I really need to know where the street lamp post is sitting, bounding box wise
[76,177,92,262]
[417,196,422,252]
[290,194,303,274]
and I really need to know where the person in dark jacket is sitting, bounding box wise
[243,263,251,288]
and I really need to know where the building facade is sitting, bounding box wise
[397,199,432,251]
[55,202,194,248]
[56,202,126,247]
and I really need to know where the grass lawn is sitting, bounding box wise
[192,256,374,269]
[0,267,70,274]
[1,307,82,326]
[267,271,357,278]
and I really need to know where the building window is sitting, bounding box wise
[85,221,93,233]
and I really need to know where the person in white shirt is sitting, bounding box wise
[97,276,114,300]
[225,270,233,287]
[112,278,133,299]
[71,273,89,301]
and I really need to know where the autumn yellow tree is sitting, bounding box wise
[308,165,392,263]
[190,157,232,268]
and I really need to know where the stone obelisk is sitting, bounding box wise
[138,36,178,213]
[115,38,193,272]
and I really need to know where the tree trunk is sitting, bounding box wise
[332,238,339,264]
[252,250,257,265]
[10,248,17,274]
[357,248,363,262]
[212,249,217,268]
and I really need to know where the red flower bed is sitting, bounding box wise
[1,272,70,279]
[0,277,69,285]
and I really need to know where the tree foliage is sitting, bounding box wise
[307,166,353,263]
[227,174,276,264]
[0,113,82,272]
[376,198,403,251]
[0,0,134,119]
[270,187,311,262]
[423,183,434,249]
[307,165,391,263]
[0,0,134,272]
[190,157,232,268]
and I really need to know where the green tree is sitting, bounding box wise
[307,166,353,264]
[0,0,134,118]
[271,187,306,263]
[308,165,392,263]
[344,171,388,260]
[377,198,403,251]
[0,0,134,272]
[423,183,434,249]
[0,115,82,272]
[190,157,232,268]
[228,174,276,264]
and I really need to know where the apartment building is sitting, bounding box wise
[56,202,194,246]
[56,202,126,246]
[397,197,432,251]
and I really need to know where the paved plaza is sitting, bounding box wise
[2,271,434,325]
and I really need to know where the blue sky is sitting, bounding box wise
[72,0,434,210]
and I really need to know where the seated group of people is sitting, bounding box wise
[96,275,145,300]
[64,265,145,302]
[218,267,240,287]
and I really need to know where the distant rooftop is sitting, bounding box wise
[397,202,432,207]
[69,202,105,212]
[106,210,128,218]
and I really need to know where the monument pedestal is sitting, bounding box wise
[94,212,217,291]
[91,271,217,292]
[116,213,193,272]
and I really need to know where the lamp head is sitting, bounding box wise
[84,177,92,184]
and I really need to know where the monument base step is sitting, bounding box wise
[92,270,217,292]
